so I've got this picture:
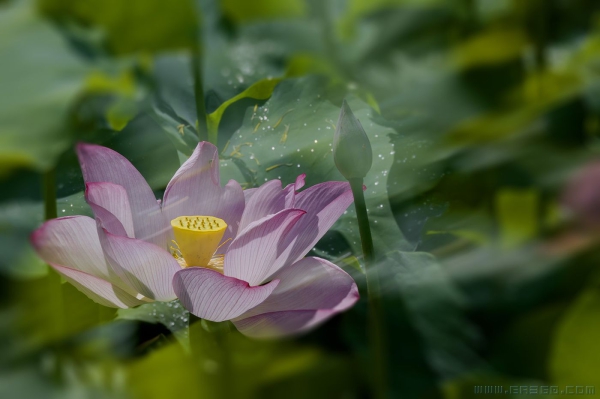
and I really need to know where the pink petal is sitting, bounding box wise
[224,209,306,286]
[233,309,347,339]
[284,174,306,208]
[239,174,307,235]
[52,264,145,308]
[97,230,180,302]
[76,143,169,248]
[238,180,287,232]
[162,142,245,250]
[31,216,112,280]
[173,267,279,322]
[292,173,306,191]
[243,187,257,203]
[285,181,354,264]
[85,182,134,238]
[239,257,358,317]
[233,257,358,337]
[89,203,128,237]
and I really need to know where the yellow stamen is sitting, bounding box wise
[170,216,227,268]
[207,254,225,272]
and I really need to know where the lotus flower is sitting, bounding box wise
[31,141,358,337]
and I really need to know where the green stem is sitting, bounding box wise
[349,178,387,399]
[192,43,209,144]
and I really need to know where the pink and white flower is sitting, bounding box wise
[31,141,358,337]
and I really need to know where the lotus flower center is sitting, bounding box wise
[170,216,227,268]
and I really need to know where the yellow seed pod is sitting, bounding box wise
[170,216,227,267]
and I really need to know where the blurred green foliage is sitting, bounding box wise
[2,0,600,398]
[0,1,88,174]
[38,0,198,54]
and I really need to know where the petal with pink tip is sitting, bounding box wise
[234,310,347,338]
[85,182,134,237]
[285,181,354,265]
[237,257,358,317]
[76,143,168,248]
[233,257,358,337]
[292,173,306,191]
[173,267,279,322]
[89,203,128,237]
[224,209,306,286]
[284,174,306,208]
[162,142,244,249]
[31,216,111,280]
[239,174,307,231]
[239,180,287,232]
[98,230,180,301]
[52,264,145,308]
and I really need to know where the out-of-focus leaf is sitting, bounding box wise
[15,271,111,346]
[227,76,411,255]
[0,363,123,399]
[148,54,206,157]
[441,373,539,399]
[207,77,282,143]
[151,54,283,154]
[258,348,321,382]
[337,0,449,45]
[38,0,198,55]
[225,325,359,399]
[104,114,181,190]
[257,354,357,399]
[550,279,600,387]
[219,158,249,187]
[285,54,337,78]
[337,255,365,275]
[495,188,539,249]
[125,322,358,399]
[208,0,325,106]
[106,97,137,131]
[0,201,45,278]
[443,243,569,313]
[152,54,197,128]
[448,70,582,144]
[382,251,485,379]
[149,9,326,150]
[126,338,204,399]
[221,0,306,23]
[426,229,490,247]
[52,112,181,201]
[0,1,88,175]
[492,304,567,380]
[149,101,200,159]
[85,69,136,97]
[453,28,527,69]
[0,189,92,279]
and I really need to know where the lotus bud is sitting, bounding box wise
[333,100,373,180]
